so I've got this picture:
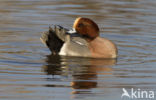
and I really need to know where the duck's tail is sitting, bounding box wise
[40,25,69,55]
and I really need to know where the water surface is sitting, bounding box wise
[0,0,156,100]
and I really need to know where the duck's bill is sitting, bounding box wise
[67,28,82,37]
[67,28,77,34]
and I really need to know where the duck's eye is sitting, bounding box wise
[78,23,84,27]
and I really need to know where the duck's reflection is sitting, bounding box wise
[43,55,62,77]
[43,55,116,97]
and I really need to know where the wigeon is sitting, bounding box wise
[40,17,118,58]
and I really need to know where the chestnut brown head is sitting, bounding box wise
[73,17,99,40]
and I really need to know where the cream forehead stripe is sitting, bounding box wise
[73,17,81,28]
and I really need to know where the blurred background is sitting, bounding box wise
[0,0,156,100]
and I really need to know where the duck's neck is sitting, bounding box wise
[85,37,97,42]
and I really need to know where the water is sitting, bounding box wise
[0,0,156,100]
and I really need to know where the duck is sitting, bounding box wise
[40,17,118,58]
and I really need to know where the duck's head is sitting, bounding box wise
[73,17,99,40]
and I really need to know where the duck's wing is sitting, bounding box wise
[40,25,66,54]
[61,38,91,57]
[71,37,88,46]
[53,25,69,42]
